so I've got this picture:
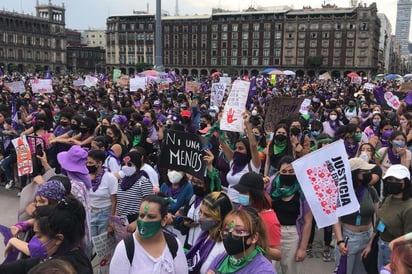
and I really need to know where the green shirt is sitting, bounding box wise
[378,196,412,242]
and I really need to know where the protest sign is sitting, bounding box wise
[210,82,226,108]
[158,81,170,91]
[219,76,232,86]
[220,80,250,132]
[113,69,121,83]
[351,76,362,85]
[92,232,116,268]
[264,97,304,133]
[117,76,129,87]
[292,140,359,228]
[384,91,401,110]
[299,98,311,115]
[73,78,84,87]
[4,81,25,94]
[12,136,33,176]
[30,79,53,93]
[158,130,209,178]
[109,215,128,243]
[185,81,201,92]
[363,83,375,90]
[129,77,146,91]
[84,75,98,88]
[319,72,331,80]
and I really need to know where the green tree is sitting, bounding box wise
[305,56,323,67]
[135,63,152,73]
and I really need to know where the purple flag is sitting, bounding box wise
[11,95,18,131]
[246,78,257,109]
[0,67,3,77]
[373,86,385,106]
[405,91,412,105]
[45,68,51,79]
[200,81,208,93]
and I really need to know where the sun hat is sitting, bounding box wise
[349,157,375,171]
[57,145,88,175]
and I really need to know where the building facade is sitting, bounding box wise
[395,0,412,57]
[106,3,381,78]
[81,30,106,49]
[0,1,66,73]
[378,13,393,74]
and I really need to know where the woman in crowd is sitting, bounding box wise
[373,119,394,149]
[269,155,312,274]
[95,115,112,136]
[364,113,383,141]
[362,164,412,270]
[252,125,267,174]
[265,123,293,176]
[66,117,96,149]
[381,239,412,274]
[335,124,362,159]
[113,151,153,226]
[106,123,129,159]
[110,195,188,273]
[234,172,281,260]
[186,192,233,274]
[376,131,411,176]
[220,113,260,206]
[49,115,82,149]
[206,207,276,274]
[333,158,379,274]
[322,109,343,138]
[289,118,311,158]
[91,135,121,173]
[0,196,93,274]
[398,113,412,150]
[87,150,118,237]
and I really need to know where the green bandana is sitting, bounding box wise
[137,220,162,239]
[217,247,263,273]
[133,135,142,147]
[271,174,300,200]
[273,142,286,155]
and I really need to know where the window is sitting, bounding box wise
[275,32,281,39]
[264,23,271,31]
[211,41,217,48]
[335,32,342,39]
[253,32,259,39]
[311,32,317,39]
[242,24,249,31]
[323,32,329,39]
[321,49,328,56]
[264,31,271,39]
[309,49,316,56]
[263,49,270,56]
[310,40,317,47]
[335,23,341,30]
[212,25,218,32]
[274,58,280,65]
[232,49,238,56]
[298,33,306,39]
[263,40,270,48]
[274,49,281,57]
[253,24,259,31]
[231,58,237,65]
[298,49,305,57]
[242,40,248,48]
[334,49,341,56]
[222,24,228,31]
[243,33,249,40]
[263,58,269,65]
[346,58,353,66]
[322,40,329,47]
[232,32,238,39]
[232,24,238,31]
[252,58,258,65]
[334,40,341,47]
[347,40,354,47]
[310,24,319,30]
[287,33,293,39]
[298,40,305,48]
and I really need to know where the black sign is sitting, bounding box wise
[158,130,209,178]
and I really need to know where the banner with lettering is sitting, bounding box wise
[30,79,53,93]
[129,77,146,91]
[4,81,25,94]
[12,136,33,176]
[84,75,98,88]
[292,140,359,228]
[220,80,250,132]
[210,83,226,108]
[264,97,304,133]
[158,130,209,178]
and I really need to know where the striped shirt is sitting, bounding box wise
[116,175,153,217]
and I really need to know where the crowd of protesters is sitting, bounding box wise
[0,70,410,274]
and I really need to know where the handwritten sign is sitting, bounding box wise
[109,215,128,243]
[185,81,201,92]
[113,69,121,83]
[264,97,304,133]
[129,77,146,91]
[12,136,33,176]
[4,81,25,94]
[210,83,226,108]
[92,232,116,268]
[117,76,129,87]
[30,79,53,93]
[384,91,401,110]
[158,130,208,178]
[299,98,312,115]
[220,80,250,132]
[158,81,170,91]
[84,75,98,88]
[363,83,375,90]
[73,78,84,87]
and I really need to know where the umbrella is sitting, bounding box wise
[376,73,385,77]
[261,67,279,74]
[211,71,221,77]
[268,70,284,75]
[403,74,412,80]
[142,70,160,76]
[283,70,296,76]
[385,74,402,81]
[347,72,359,78]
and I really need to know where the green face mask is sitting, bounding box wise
[353,133,362,142]
[137,219,162,239]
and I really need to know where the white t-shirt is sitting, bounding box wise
[109,233,188,274]
[187,200,202,246]
[141,163,159,187]
[105,156,121,173]
[226,160,260,203]
[89,172,118,209]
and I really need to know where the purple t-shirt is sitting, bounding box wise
[208,252,277,274]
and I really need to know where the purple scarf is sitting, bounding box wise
[344,140,359,158]
[387,148,401,165]
[232,152,250,175]
[166,185,181,198]
[186,231,216,274]
[91,168,106,192]
[120,170,148,191]
[328,120,340,132]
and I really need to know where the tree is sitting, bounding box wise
[305,56,323,67]
[135,63,152,73]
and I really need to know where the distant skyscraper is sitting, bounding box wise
[395,0,412,56]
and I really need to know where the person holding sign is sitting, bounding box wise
[219,112,261,207]
[333,158,379,274]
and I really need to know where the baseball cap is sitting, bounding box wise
[349,158,375,171]
[233,172,264,193]
[383,164,410,180]
[181,110,191,118]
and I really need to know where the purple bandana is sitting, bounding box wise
[36,180,66,202]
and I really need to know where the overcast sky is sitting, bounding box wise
[0,0,401,34]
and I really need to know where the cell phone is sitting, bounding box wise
[182,216,194,223]
[35,144,44,157]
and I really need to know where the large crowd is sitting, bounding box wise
[0,71,410,274]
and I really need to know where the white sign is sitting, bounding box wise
[91,232,116,267]
[30,79,53,93]
[210,83,226,108]
[299,98,312,115]
[73,79,84,87]
[129,77,147,91]
[384,91,401,110]
[84,76,98,88]
[292,140,360,228]
[220,80,250,132]
[4,81,25,94]
[219,77,232,86]
[363,83,375,90]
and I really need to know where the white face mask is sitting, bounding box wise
[251,110,258,116]
[167,171,183,184]
[329,115,338,121]
[359,151,370,162]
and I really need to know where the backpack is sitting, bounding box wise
[124,231,178,265]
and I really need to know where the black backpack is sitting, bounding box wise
[124,231,178,264]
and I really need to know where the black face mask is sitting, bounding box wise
[199,122,207,130]
[290,127,301,136]
[274,134,287,143]
[60,121,69,127]
[193,185,208,197]
[100,125,108,134]
[35,121,45,128]
[222,233,251,256]
[79,127,88,133]
[279,174,297,187]
[359,172,372,187]
[87,165,98,174]
[71,124,79,130]
[384,182,404,195]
